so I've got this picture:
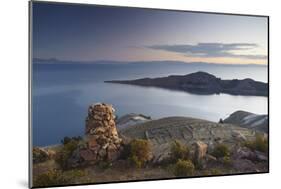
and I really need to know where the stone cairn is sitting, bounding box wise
[81,103,122,162]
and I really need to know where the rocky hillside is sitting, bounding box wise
[105,71,268,96]
[120,116,267,164]
[223,111,268,133]
[32,105,268,187]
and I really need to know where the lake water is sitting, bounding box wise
[32,62,268,146]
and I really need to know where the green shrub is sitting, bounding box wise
[212,143,230,158]
[244,134,268,153]
[128,139,151,168]
[173,159,195,176]
[170,140,190,162]
[55,138,80,169]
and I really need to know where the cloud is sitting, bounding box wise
[147,43,267,60]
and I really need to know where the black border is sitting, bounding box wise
[28,1,270,188]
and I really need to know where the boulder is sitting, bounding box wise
[193,141,208,163]
[255,151,268,162]
[33,147,49,164]
[231,131,247,141]
[233,147,256,160]
[232,159,258,172]
[79,149,97,161]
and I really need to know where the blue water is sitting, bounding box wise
[32,62,268,146]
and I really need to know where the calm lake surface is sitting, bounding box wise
[32,62,268,146]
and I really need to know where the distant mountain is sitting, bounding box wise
[223,111,268,133]
[105,71,268,96]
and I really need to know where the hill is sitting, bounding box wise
[223,111,268,133]
[105,71,268,96]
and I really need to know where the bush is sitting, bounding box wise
[55,138,80,169]
[128,139,151,168]
[244,134,268,153]
[170,140,190,162]
[212,143,230,158]
[173,159,195,176]
[34,169,87,187]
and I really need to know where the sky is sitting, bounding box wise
[32,2,268,65]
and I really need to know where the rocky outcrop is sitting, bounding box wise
[120,116,267,166]
[33,147,50,163]
[105,71,268,96]
[192,141,208,164]
[81,103,123,162]
[224,111,268,133]
[116,113,152,131]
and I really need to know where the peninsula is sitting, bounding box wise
[105,72,268,96]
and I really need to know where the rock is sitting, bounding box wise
[98,148,107,158]
[80,149,97,161]
[232,159,258,172]
[85,103,123,162]
[224,110,268,133]
[233,147,256,160]
[46,149,56,159]
[205,154,217,162]
[33,147,49,163]
[116,113,152,131]
[231,131,247,141]
[193,141,208,163]
[255,151,268,162]
[88,138,99,151]
[107,144,119,161]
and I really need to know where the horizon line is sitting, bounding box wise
[33,58,268,66]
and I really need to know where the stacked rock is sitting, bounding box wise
[84,103,122,162]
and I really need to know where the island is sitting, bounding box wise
[105,71,268,96]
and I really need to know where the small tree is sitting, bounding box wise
[173,159,195,176]
[129,139,151,168]
[244,134,268,153]
[170,140,190,162]
[212,143,230,158]
[55,137,80,169]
